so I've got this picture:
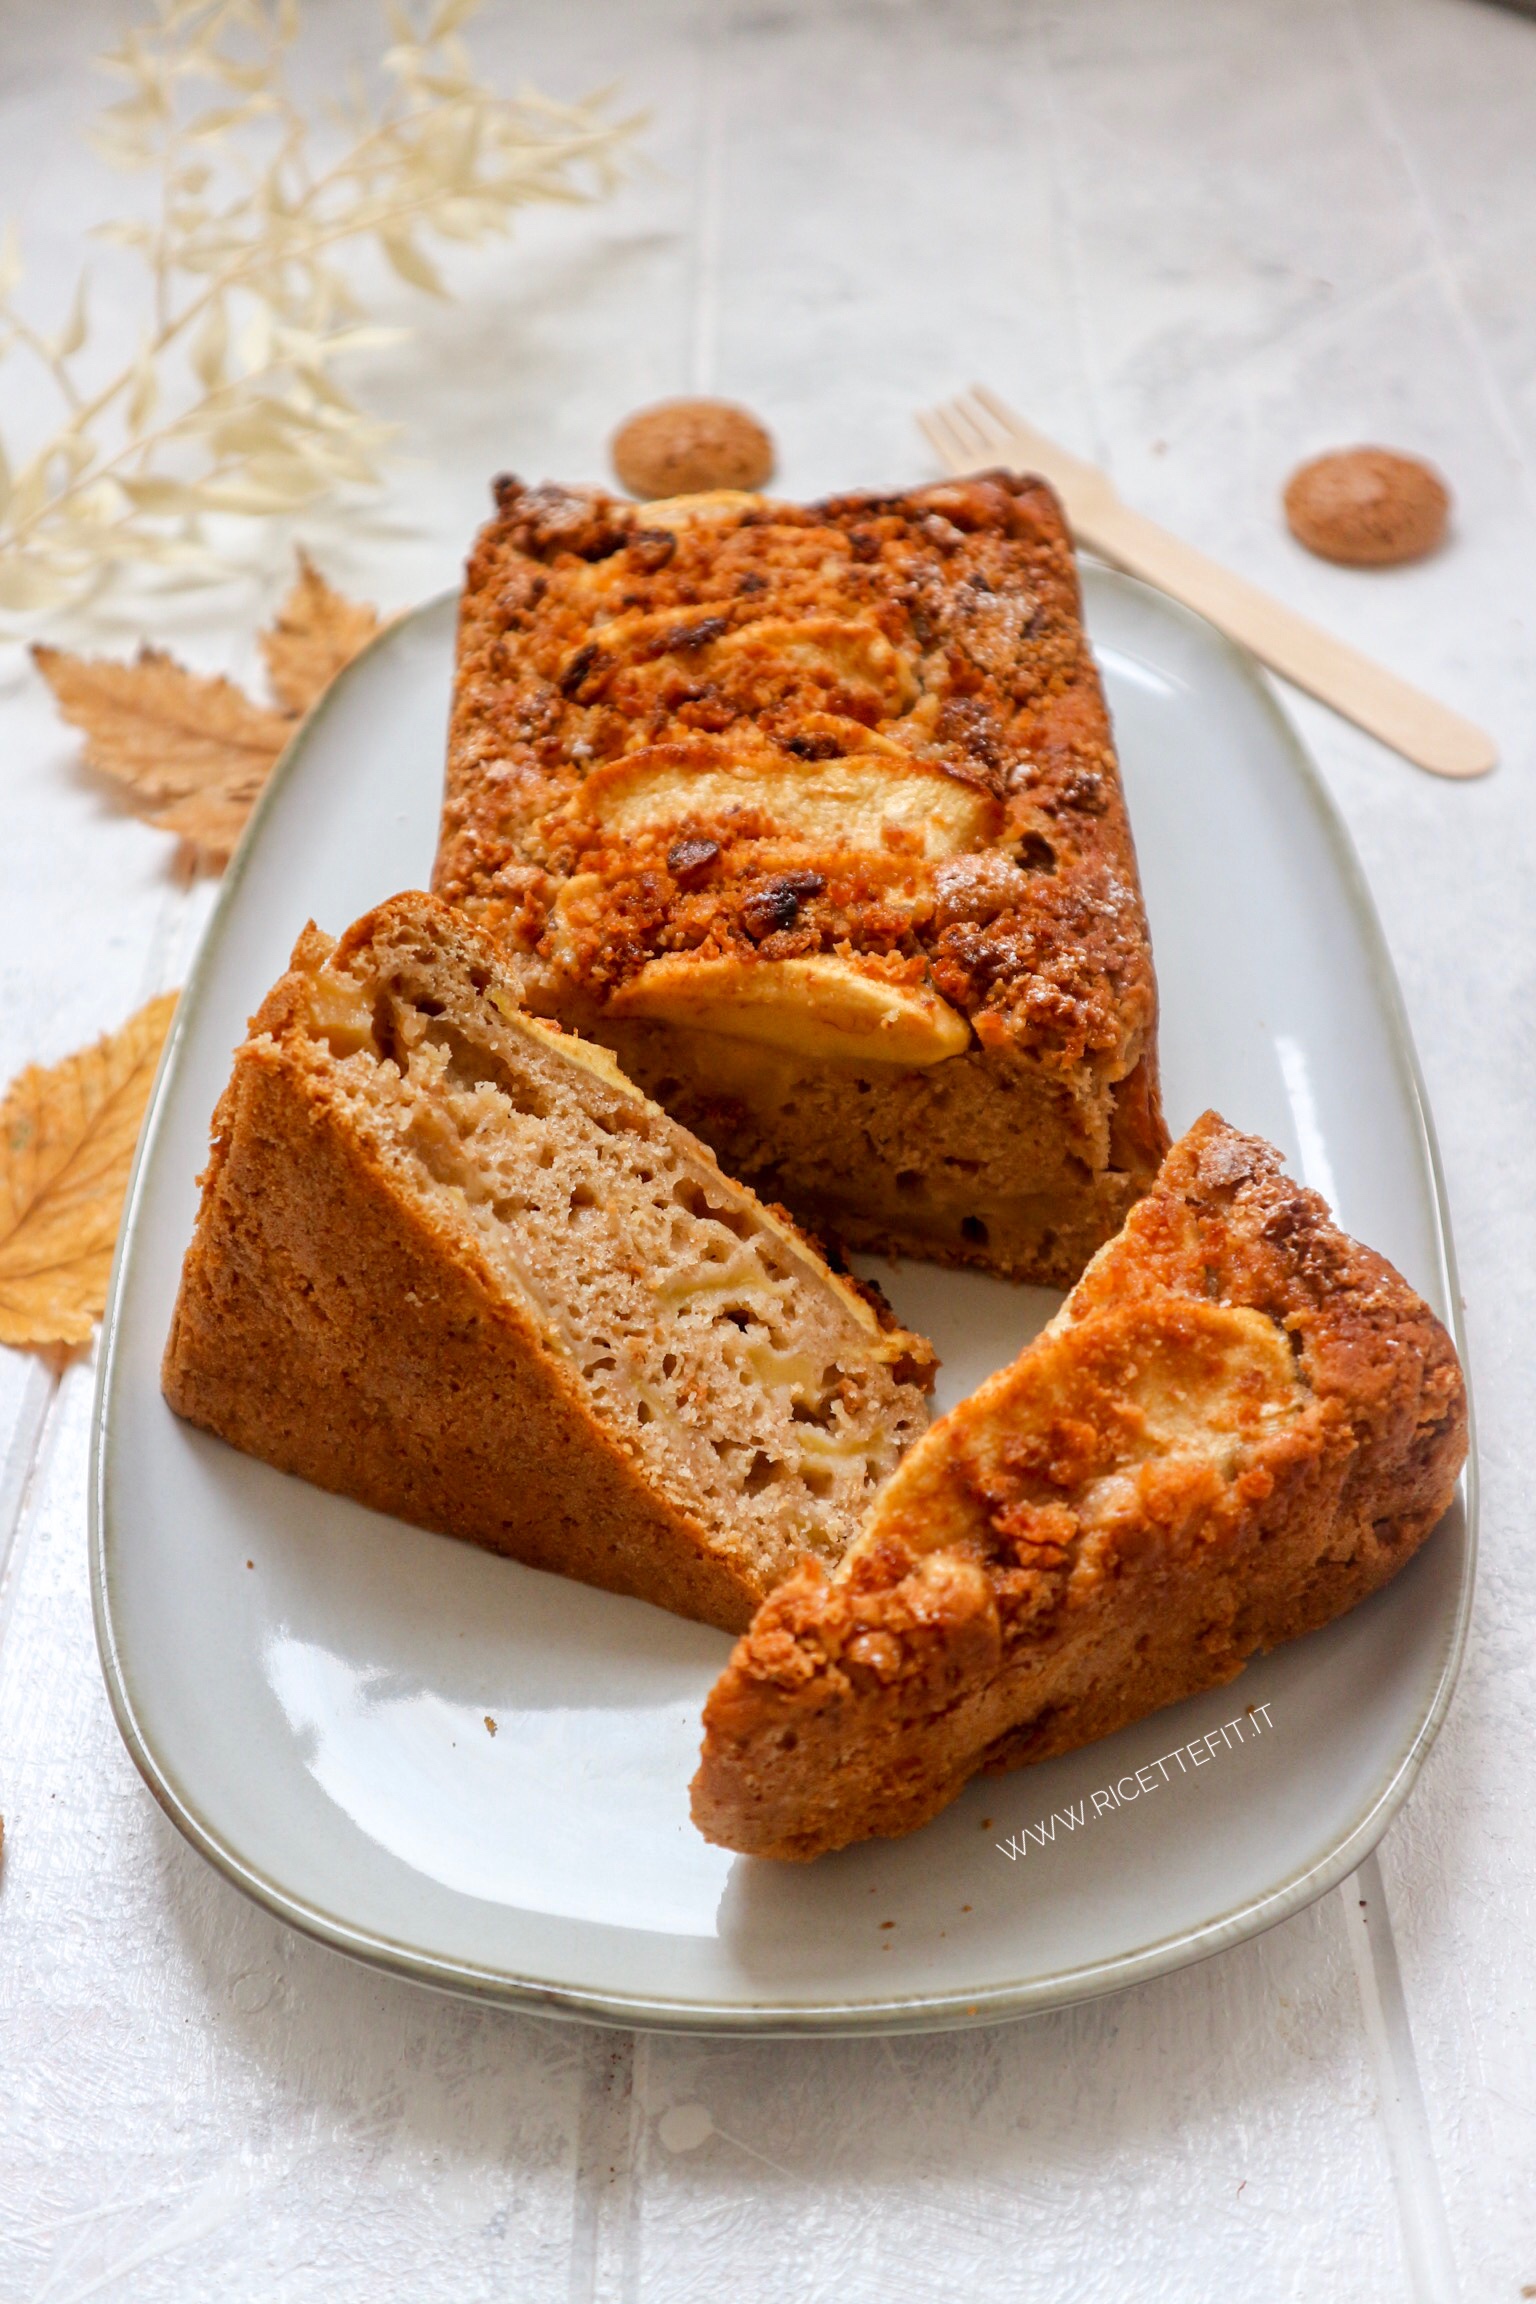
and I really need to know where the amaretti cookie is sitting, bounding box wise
[434,472,1168,1288]
[691,1112,1468,1857]
[611,398,775,499]
[162,892,934,1633]
[1284,447,1450,567]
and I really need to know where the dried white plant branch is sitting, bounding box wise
[0,0,637,614]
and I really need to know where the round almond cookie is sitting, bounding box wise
[611,397,775,499]
[1283,446,1450,566]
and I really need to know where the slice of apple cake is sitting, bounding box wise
[690,1112,1468,1857]
[435,472,1168,1287]
[162,892,934,1633]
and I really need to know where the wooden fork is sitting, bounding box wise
[918,386,1495,780]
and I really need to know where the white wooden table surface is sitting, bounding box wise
[2,1,1533,2296]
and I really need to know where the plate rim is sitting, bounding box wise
[89,572,1477,2036]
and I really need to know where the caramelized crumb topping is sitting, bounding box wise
[437,473,1157,1073]
[690,1113,1469,1857]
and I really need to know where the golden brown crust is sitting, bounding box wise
[162,892,935,1634]
[690,1112,1469,1856]
[165,1033,769,1628]
[434,472,1168,1281]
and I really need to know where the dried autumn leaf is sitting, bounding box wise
[259,552,381,715]
[33,561,383,871]
[33,643,291,871]
[0,991,178,1349]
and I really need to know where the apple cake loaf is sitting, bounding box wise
[434,472,1168,1287]
[162,892,935,1634]
[691,1112,1468,1857]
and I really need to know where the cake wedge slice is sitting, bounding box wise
[162,892,934,1633]
[691,1111,1468,1856]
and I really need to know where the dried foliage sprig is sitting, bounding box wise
[0,0,636,615]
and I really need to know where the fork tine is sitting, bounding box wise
[915,408,947,468]
[969,383,1025,442]
[933,394,996,462]
[919,396,1011,478]
[949,390,1008,457]
[917,405,972,475]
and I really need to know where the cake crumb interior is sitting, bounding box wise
[304,944,930,1589]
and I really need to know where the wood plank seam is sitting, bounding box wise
[687,0,726,398]
[0,1357,62,1675]
[567,2028,641,2304]
[1339,0,1536,521]
[0,871,197,1696]
[1034,9,1113,474]
[1341,1853,1462,2303]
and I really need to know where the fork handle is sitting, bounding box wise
[1071,501,1494,779]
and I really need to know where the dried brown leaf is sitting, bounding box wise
[259,551,380,714]
[33,642,291,870]
[0,991,178,1349]
[33,562,382,870]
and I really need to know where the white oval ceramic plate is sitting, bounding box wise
[91,568,1474,2035]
